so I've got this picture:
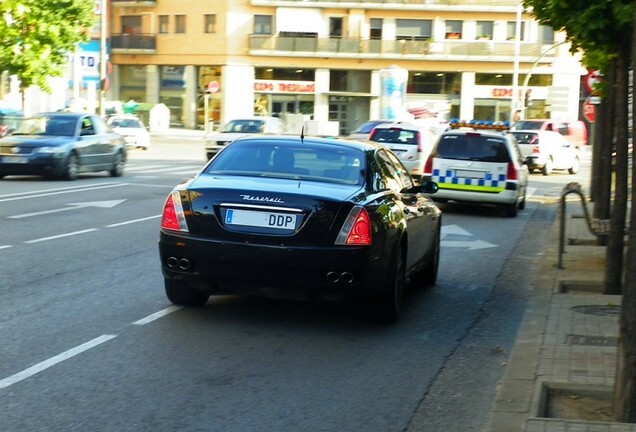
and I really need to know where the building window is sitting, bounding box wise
[121,16,141,35]
[370,18,382,39]
[539,25,555,43]
[159,15,169,34]
[329,17,343,38]
[254,15,273,35]
[205,14,216,34]
[175,15,186,34]
[396,19,432,40]
[445,20,462,39]
[507,21,526,40]
[476,21,493,40]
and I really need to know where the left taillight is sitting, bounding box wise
[335,206,371,246]
[161,191,189,232]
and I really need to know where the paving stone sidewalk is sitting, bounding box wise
[486,197,636,431]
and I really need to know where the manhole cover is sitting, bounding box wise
[570,305,620,316]
[565,334,618,346]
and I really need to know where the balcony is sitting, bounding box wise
[249,35,553,62]
[111,34,157,53]
[111,0,157,6]
[251,0,519,11]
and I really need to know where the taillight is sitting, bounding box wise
[507,162,518,180]
[416,131,423,152]
[335,206,371,246]
[423,155,434,175]
[161,191,189,232]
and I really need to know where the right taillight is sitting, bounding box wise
[335,206,371,246]
[161,191,189,232]
[507,162,518,180]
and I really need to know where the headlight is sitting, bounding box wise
[35,146,65,156]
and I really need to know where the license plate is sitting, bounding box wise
[225,209,297,230]
[1,156,28,164]
[455,169,485,179]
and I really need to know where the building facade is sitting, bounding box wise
[106,0,584,133]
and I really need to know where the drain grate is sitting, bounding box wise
[570,304,620,316]
[565,334,618,346]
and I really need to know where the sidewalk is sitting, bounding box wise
[486,194,634,431]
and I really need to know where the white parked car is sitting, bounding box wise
[107,115,151,150]
[204,116,284,160]
[509,130,580,175]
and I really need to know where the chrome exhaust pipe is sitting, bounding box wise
[167,256,178,268]
[340,272,354,284]
[326,271,340,283]
[178,258,190,270]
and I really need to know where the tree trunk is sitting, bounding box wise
[594,62,616,247]
[604,46,629,295]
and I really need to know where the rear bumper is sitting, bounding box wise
[421,175,521,205]
[158,231,390,302]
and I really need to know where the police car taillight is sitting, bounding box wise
[161,191,189,232]
[507,162,518,180]
[335,206,371,246]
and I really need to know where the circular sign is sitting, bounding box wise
[584,69,602,95]
[207,80,219,93]
[583,98,595,123]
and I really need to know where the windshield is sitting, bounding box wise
[206,140,365,185]
[511,121,543,130]
[220,119,265,133]
[13,115,77,137]
[510,132,539,144]
[370,128,418,145]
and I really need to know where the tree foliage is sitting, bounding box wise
[0,0,96,93]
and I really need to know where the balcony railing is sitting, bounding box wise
[251,0,520,8]
[249,35,553,60]
[111,34,157,52]
[111,0,157,6]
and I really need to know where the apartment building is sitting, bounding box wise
[108,0,585,133]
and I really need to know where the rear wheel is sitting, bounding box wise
[63,153,79,180]
[568,157,580,174]
[367,247,405,324]
[504,202,518,217]
[410,226,440,287]
[164,278,209,306]
[109,152,125,177]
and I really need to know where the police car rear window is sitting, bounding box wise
[436,135,510,162]
[370,129,417,145]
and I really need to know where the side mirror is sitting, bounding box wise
[419,180,439,194]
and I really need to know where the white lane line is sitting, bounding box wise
[130,166,201,174]
[106,215,161,228]
[124,164,172,171]
[0,245,12,250]
[25,229,98,244]
[0,182,122,199]
[132,306,183,326]
[0,335,117,389]
[0,183,129,203]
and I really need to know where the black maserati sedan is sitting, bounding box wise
[159,135,442,323]
[0,112,126,180]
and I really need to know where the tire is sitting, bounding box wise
[367,247,405,324]
[63,153,79,180]
[542,157,553,176]
[519,193,526,210]
[164,278,209,306]
[568,157,580,174]
[410,225,440,287]
[504,202,518,217]
[109,152,125,177]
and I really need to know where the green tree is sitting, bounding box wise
[524,0,636,422]
[0,0,96,104]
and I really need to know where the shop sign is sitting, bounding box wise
[491,88,514,98]
[254,80,315,94]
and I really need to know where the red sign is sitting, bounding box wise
[254,80,315,94]
[584,69,602,95]
[583,98,595,123]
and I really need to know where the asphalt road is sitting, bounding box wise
[0,135,592,432]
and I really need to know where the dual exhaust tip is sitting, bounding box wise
[326,271,355,284]
[166,256,191,271]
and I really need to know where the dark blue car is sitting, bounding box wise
[0,112,127,180]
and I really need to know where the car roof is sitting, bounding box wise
[236,134,384,152]
[34,112,90,119]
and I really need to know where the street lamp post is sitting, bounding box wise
[99,0,107,118]
[510,3,523,123]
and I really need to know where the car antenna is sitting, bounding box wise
[300,125,304,144]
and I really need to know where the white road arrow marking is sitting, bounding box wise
[441,224,472,239]
[441,239,498,250]
[7,200,126,219]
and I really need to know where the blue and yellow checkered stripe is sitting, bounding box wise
[431,168,506,192]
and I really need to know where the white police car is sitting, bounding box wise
[421,119,528,217]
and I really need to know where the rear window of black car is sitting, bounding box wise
[435,134,511,162]
[369,128,417,145]
[205,140,365,185]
